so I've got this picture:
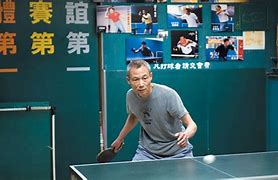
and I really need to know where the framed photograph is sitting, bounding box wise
[211,4,235,32]
[171,0,198,3]
[93,0,166,2]
[171,30,199,59]
[157,29,168,40]
[243,31,265,50]
[126,37,163,64]
[200,0,248,2]
[167,5,202,28]
[96,5,131,33]
[93,0,127,2]
[205,36,244,61]
[131,5,158,35]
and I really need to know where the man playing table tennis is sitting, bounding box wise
[111,60,197,161]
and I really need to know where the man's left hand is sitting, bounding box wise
[175,132,188,148]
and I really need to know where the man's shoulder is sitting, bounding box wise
[191,12,197,16]
[126,89,138,102]
[217,44,224,49]
[228,44,234,49]
[153,84,181,102]
[154,83,176,95]
[126,88,134,96]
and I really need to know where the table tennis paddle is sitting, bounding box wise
[96,143,123,163]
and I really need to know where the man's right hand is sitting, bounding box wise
[111,138,124,153]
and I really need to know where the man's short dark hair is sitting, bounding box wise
[108,6,115,11]
[185,8,191,12]
[223,38,229,42]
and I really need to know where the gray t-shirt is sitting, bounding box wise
[126,83,193,156]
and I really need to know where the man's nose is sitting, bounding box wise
[138,79,144,86]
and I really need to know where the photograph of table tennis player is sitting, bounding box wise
[167,5,202,28]
[93,0,166,2]
[93,0,126,2]
[96,5,131,33]
[126,38,163,64]
[157,29,168,40]
[131,5,158,35]
[171,0,198,3]
[206,36,244,61]
[200,0,248,2]
[171,30,199,59]
[211,4,235,33]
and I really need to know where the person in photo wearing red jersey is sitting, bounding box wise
[105,6,126,33]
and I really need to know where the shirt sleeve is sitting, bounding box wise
[215,45,222,53]
[193,13,198,20]
[166,89,188,119]
[180,14,186,20]
[228,45,235,50]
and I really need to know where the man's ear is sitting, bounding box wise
[126,76,130,85]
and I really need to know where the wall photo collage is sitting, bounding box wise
[94,0,249,64]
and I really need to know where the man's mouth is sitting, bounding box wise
[138,89,145,92]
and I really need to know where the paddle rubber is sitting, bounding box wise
[96,147,117,163]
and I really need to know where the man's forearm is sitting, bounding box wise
[117,114,138,141]
[184,122,197,139]
[182,114,197,139]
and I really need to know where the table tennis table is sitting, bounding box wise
[70,151,278,180]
